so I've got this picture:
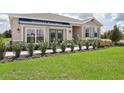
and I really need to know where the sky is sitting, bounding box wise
[0,13,124,33]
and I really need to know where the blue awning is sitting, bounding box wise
[19,18,70,26]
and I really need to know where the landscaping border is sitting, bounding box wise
[1,46,113,63]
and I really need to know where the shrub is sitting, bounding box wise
[60,40,66,52]
[27,42,34,56]
[21,43,27,51]
[100,39,113,47]
[0,37,5,60]
[96,40,101,48]
[70,39,75,52]
[85,40,90,50]
[6,46,12,51]
[77,36,82,51]
[12,43,21,58]
[40,42,47,54]
[92,40,97,49]
[34,44,40,50]
[110,25,122,43]
[51,40,57,53]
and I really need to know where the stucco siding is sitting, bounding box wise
[10,17,72,43]
[9,15,102,44]
[10,17,22,42]
[82,21,101,40]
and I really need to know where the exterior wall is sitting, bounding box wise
[9,17,22,42]
[9,17,72,44]
[82,21,101,40]
[9,16,102,45]
[72,26,82,41]
[66,27,72,40]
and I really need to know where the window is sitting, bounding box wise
[94,28,100,37]
[94,28,98,37]
[27,29,35,43]
[36,29,44,43]
[49,29,63,42]
[50,29,56,42]
[26,28,44,43]
[85,28,89,37]
[94,32,98,37]
[57,30,63,44]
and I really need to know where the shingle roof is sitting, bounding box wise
[8,13,102,26]
[9,13,83,24]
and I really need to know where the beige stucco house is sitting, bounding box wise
[9,13,102,46]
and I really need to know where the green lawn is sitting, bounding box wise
[0,47,124,80]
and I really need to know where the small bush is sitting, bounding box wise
[77,35,82,51]
[6,46,12,51]
[40,42,47,54]
[100,39,113,47]
[21,43,27,51]
[60,40,66,52]
[27,42,34,56]
[51,40,57,53]
[12,43,21,58]
[96,40,101,48]
[34,44,40,50]
[77,40,82,51]
[92,40,97,49]
[70,39,75,52]
[85,40,90,50]
[0,37,5,60]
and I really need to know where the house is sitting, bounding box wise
[9,13,102,46]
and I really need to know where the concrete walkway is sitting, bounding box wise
[5,46,92,57]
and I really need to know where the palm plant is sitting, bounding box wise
[85,40,90,50]
[77,35,82,51]
[12,43,21,58]
[40,41,47,54]
[51,39,57,53]
[60,40,66,52]
[92,40,97,49]
[70,38,75,52]
[27,40,34,57]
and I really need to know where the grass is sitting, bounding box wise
[0,47,124,80]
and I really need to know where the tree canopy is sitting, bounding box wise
[2,29,11,38]
[101,25,122,43]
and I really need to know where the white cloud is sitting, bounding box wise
[112,13,124,21]
[111,13,117,20]
[110,13,124,28]
[78,13,93,19]
[93,13,106,22]
[0,14,10,33]
[0,14,9,21]
[0,22,4,24]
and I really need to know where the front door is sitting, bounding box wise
[49,29,63,46]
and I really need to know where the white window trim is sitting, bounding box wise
[25,27,45,43]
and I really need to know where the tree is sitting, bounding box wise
[110,25,122,43]
[2,29,11,38]
[101,30,111,39]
